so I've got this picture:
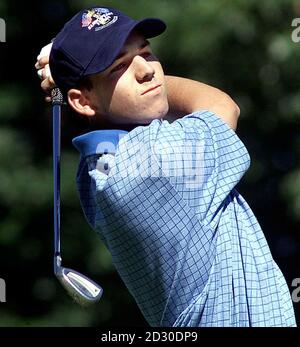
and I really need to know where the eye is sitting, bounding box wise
[141,52,154,60]
[110,63,127,74]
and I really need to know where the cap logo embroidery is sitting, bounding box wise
[81,8,118,31]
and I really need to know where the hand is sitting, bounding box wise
[35,43,56,102]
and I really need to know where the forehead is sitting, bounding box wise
[89,30,150,81]
[118,30,149,54]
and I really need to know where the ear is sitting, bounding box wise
[67,88,96,117]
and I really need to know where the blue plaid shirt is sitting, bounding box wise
[72,110,296,327]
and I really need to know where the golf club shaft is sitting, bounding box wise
[50,88,103,303]
[52,88,63,264]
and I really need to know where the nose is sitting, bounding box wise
[133,55,155,83]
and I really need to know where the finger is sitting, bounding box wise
[47,74,56,87]
[40,65,50,80]
[43,64,55,85]
[41,77,54,92]
[44,64,52,79]
[39,55,50,65]
[40,71,56,88]
[37,42,53,61]
[45,96,51,103]
[37,64,54,82]
[37,68,43,80]
[35,61,42,69]
[35,56,49,69]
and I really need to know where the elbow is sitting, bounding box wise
[232,100,240,131]
[207,89,241,131]
[232,102,240,130]
[221,93,240,131]
[234,102,241,120]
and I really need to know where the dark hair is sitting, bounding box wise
[61,75,93,100]
[76,75,93,91]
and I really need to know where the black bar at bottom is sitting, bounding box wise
[0,327,298,345]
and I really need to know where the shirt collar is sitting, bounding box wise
[72,129,128,157]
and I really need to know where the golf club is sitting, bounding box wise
[52,87,103,305]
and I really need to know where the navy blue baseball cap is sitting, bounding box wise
[49,7,166,93]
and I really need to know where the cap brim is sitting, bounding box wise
[134,18,166,39]
[84,18,166,76]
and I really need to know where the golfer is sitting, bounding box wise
[35,6,296,327]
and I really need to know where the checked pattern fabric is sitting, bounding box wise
[72,110,296,327]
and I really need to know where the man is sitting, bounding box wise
[35,6,296,327]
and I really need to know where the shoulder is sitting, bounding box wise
[122,110,214,145]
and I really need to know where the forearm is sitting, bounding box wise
[165,75,240,130]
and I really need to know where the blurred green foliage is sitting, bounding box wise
[0,0,299,326]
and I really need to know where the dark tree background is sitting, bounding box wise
[0,0,299,326]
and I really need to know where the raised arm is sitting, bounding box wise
[165,75,240,130]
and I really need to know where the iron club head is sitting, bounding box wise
[54,256,103,306]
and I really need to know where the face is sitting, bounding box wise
[86,30,169,125]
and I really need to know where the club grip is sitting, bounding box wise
[51,88,64,106]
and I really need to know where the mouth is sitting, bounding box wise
[141,84,162,96]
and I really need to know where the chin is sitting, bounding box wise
[143,103,169,123]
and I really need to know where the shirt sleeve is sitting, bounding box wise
[152,110,251,225]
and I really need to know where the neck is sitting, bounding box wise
[87,115,143,132]
[88,120,138,132]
